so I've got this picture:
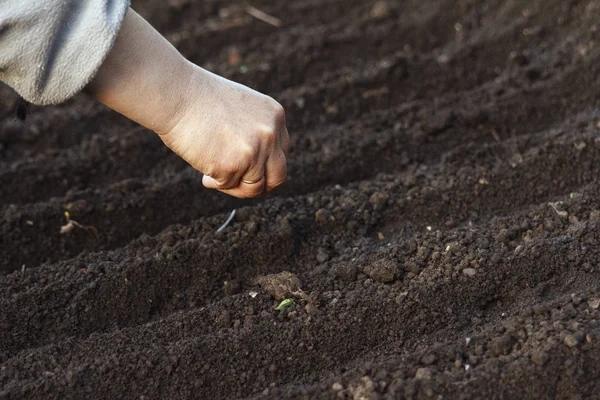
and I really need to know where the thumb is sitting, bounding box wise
[202,175,220,189]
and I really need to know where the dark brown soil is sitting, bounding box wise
[2,0,600,398]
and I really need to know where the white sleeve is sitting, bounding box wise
[0,0,130,105]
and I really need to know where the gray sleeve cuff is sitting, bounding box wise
[0,0,130,105]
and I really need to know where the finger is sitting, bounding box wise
[239,157,265,186]
[213,176,266,199]
[203,150,266,195]
[202,174,244,190]
[264,150,287,192]
[202,172,243,190]
[220,161,266,198]
[201,157,248,190]
[202,174,221,189]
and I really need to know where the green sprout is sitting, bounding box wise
[274,298,293,310]
[570,192,578,199]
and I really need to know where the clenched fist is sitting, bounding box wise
[86,8,288,198]
[159,69,289,198]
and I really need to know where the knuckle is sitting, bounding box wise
[269,164,287,189]
[222,160,240,176]
[272,102,286,123]
[217,181,234,189]
[215,180,231,190]
[203,165,216,178]
[274,173,287,187]
[267,175,286,192]
[247,182,266,197]
[239,143,256,165]
[238,178,265,198]
[258,125,277,143]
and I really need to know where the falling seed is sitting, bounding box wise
[216,209,236,233]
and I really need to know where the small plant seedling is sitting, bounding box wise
[548,202,568,218]
[60,211,99,239]
[274,298,293,310]
[570,192,578,199]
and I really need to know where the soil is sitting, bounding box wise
[2,0,600,399]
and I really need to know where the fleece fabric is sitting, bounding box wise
[0,0,129,105]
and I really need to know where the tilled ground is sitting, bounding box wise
[2,0,600,398]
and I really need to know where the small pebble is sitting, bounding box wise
[415,367,431,380]
[514,245,523,255]
[315,209,331,225]
[564,334,579,348]
[462,268,477,277]
[316,247,330,263]
[588,298,600,310]
[421,354,437,365]
[223,280,242,296]
[487,335,514,357]
[530,351,548,366]
[369,192,389,211]
[370,1,392,19]
[216,310,230,327]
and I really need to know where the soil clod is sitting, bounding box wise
[255,271,304,301]
[363,258,398,283]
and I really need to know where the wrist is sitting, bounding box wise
[85,9,194,136]
[151,59,196,136]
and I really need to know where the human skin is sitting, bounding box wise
[85,8,289,198]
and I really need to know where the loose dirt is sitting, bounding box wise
[2,0,600,398]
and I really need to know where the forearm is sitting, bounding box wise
[85,8,193,134]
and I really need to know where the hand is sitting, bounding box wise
[159,67,289,198]
[86,9,289,199]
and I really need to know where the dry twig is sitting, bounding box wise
[245,6,282,27]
